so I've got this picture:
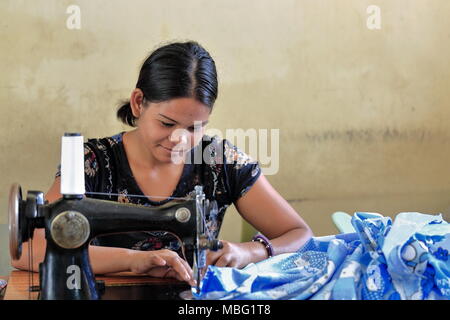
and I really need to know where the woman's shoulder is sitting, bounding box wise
[82,132,126,193]
[86,132,124,150]
[83,132,125,171]
[200,135,261,203]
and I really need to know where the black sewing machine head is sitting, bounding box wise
[8,133,221,300]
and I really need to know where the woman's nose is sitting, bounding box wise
[169,128,189,145]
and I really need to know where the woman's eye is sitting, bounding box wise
[161,122,175,128]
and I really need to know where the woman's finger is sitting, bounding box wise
[149,254,167,267]
[146,266,171,278]
[178,255,193,274]
[206,250,222,266]
[163,252,194,284]
[215,254,232,267]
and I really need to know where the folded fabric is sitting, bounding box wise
[194,212,450,300]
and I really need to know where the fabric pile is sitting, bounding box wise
[194,212,450,300]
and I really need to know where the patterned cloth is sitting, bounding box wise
[194,212,450,300]
[0,278,7,300]
[55,132,261,253]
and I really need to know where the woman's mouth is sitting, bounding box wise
[159,145,173,152]
[159,144,185,153]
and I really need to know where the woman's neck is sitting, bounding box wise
[122,129,168,170]
[122,129,183,170]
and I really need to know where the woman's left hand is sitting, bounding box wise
[206,240,254,268]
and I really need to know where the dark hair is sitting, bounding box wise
[117,41,218,127]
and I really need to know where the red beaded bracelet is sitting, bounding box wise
[252,233,274,258]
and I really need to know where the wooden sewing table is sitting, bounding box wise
[3,270,190,300]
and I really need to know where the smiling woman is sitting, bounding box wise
[11,41,313,285]
[124,97,211,166]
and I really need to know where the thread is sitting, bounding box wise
[60,133,85,196]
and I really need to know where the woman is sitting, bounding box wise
[11,41,313,286]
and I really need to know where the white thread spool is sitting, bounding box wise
[60,133,85,197]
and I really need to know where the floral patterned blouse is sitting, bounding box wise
[55,132,261,253]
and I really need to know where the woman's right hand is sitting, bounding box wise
[127,249,196,286]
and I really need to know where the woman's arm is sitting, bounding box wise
[11,230,193,284]
[207,174,313,268]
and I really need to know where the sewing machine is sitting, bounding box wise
[8,133,222,300]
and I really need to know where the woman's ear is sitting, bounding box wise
[130,88,145,118]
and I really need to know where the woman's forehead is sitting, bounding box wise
[151,98,211,122]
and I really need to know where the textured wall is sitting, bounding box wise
[1,0,450,258]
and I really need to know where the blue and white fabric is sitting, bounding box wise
[194,212,450,300]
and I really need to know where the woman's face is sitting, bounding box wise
[135,97,211,164]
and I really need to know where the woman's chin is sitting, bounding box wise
[169,151,188,165]
[155,146,186,164]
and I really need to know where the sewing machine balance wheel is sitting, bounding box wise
[9,183,25,261]
[8,183,44,261]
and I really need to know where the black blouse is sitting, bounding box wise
[56,132,261,252]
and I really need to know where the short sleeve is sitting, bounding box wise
[223,139,262,203]
[54,143,100,193]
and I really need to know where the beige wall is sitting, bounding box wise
[1,0,450,251]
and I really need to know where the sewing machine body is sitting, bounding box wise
[9,133,221,300]
[9,184,219,300]
[46,196,199,299]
